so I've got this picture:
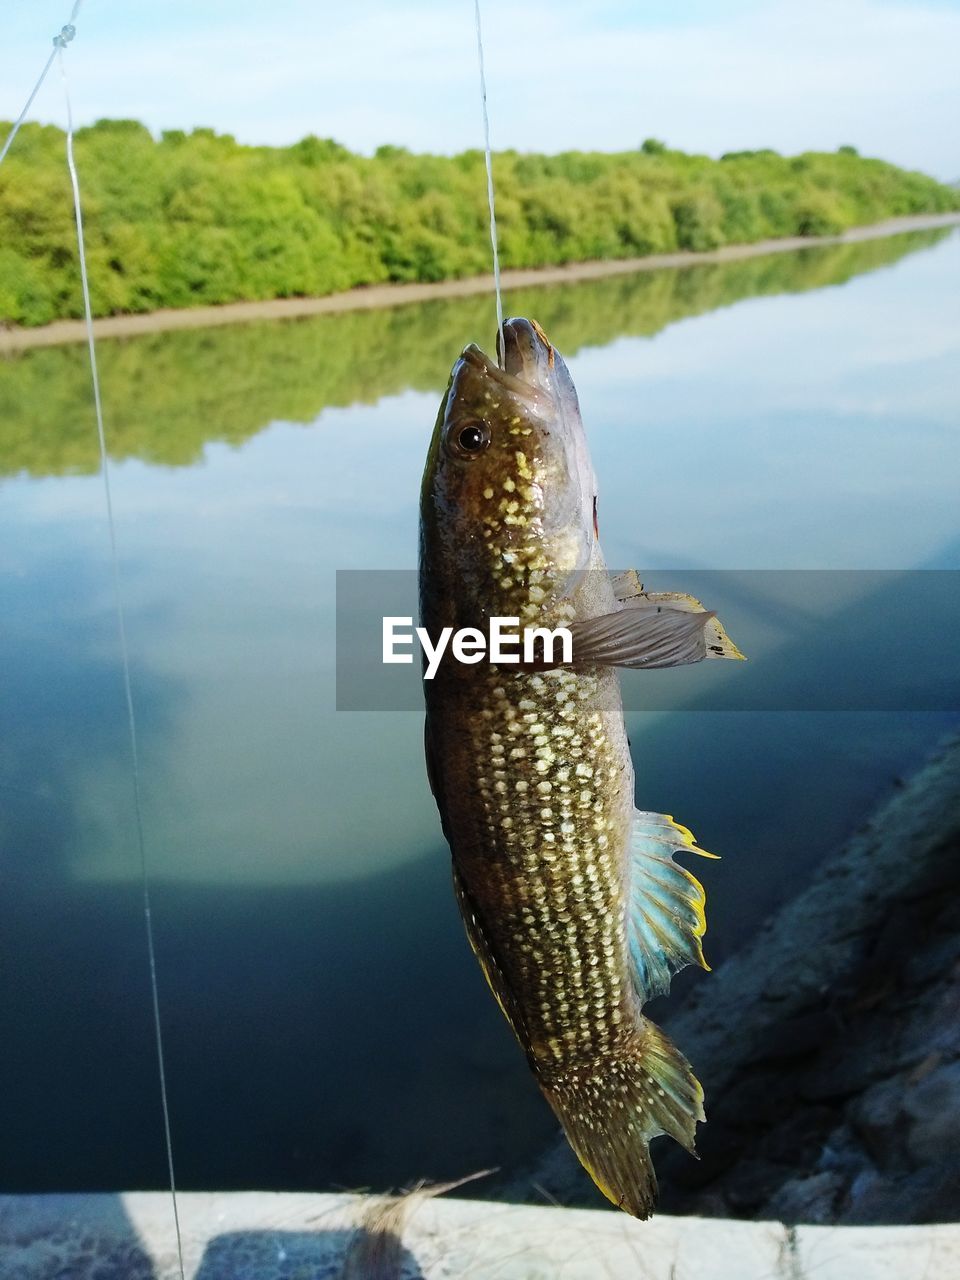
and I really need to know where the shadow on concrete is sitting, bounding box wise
[0,1193,430,1279]
[0,1194,156,1280]
[195,1225,426,1280]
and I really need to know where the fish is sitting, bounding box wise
[418,317,744,1218]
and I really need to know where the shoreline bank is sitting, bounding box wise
[2,212,958,353]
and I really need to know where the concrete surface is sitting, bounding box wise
[1,1191,957,1279]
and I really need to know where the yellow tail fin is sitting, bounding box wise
[538,1019,704,1219]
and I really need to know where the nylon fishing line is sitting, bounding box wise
[56,49,186,1280]
[473,0,505,368]
[0,2,83,168]
[0,11,186,1279]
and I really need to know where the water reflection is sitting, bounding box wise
[0,228,949,478]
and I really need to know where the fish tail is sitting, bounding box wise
[538,1019,704,1219]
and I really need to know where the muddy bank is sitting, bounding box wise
[2,212,958,352]
[525,734,960,1224]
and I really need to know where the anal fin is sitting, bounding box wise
[628,810,716,1003]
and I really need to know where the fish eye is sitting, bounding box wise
[450,420,491,457]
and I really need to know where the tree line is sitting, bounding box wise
[0,121,956,327]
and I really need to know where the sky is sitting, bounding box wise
[1,0,958,180]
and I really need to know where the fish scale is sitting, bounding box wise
[440,663,635,1069]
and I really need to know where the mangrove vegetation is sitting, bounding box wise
[0,121,957,327]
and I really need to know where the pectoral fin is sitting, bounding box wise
[627,810,716,1003]
[571,586,745,668]
[570,605,711,668]
[628,590,745,661]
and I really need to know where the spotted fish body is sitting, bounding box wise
[420,319,742,1217]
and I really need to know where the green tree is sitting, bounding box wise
[0,122,956,327]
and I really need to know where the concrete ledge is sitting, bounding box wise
[2,1192,958,1279]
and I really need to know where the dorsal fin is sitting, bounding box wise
[610,568,644,600]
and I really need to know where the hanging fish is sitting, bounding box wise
[419,317,743,1218]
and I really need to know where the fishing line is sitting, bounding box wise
[56,43,186,1280]
[0,3,84,168]
[473,0,505,367]
[0,12,185,1280]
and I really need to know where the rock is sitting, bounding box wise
[681,1189,730,1218]
[840,1160,960,1225]
[758,1106,838,1168]
[841,1174,908,1224]
[799,1016,907,1103]
[818,1130,874,1183]
[762,1171,844,1224]
[851,1077,910,1169]
[754,1009,837,1062]
[712,1070,792,1128]
[657,1121,743,1192]
[903,1060,960,1166]
[723,1159,785,1213]
[846,1167,882,1214]
[927,970,960,1058]
[903,925,960,987]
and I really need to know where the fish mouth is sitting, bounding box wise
[460,317,555,396]
[459,341,528,395]
[500,317,555,386]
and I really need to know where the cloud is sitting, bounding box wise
[1,0,958,177]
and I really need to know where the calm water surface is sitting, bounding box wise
[1,228,958,1193]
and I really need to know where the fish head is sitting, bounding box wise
[420,317,599,623]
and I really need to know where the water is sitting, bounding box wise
[1,228,958,1194]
